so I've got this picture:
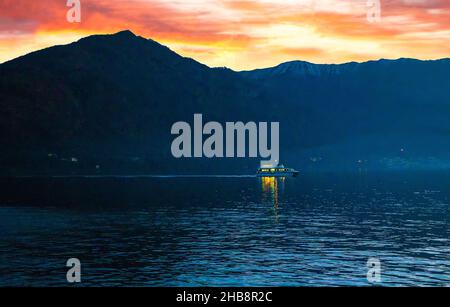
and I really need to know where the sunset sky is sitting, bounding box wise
[1,0,449,70]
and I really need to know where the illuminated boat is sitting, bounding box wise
[256,161,299,177]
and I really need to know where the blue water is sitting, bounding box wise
[0,172,450,286]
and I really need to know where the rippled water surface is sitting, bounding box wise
[1,172,450,286]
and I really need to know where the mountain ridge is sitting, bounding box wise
[3,30,449,72]
[1,30,450,175]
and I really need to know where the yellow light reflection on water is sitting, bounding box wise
[260,176,286,222]
[261,176,276,194]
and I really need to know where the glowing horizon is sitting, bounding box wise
[1,0,450,70]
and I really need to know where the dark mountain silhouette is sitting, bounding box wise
[1,30,450,175]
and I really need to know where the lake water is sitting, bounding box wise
[1,172,450,286]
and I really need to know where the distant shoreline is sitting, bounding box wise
[6,174,258,179]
